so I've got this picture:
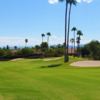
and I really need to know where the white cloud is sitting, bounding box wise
[48,0,93,4]
[0,37,41,46]
[57,37,64,40]
[0,36,94,47]
[76,0,93,3]
[80,40,91,44]
[0,36,64,46]
[51,36,57,39]
[83,0,93,3]
[48,0,58,4]
[76,0,81,3]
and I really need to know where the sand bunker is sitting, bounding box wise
[43,57,62,61]
[11,58,23,61]
[70,60,100,67]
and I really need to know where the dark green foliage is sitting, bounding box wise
[89,40,100,60]
[57,44,61,48]
[3,47,6,50]
[41,42,48,52]
[0,48,5,57]
[15,50,22,56]
[80,40,100,60]
[6,45,9,49]
[47,32,51,36]
[0,49,12,58]
[0,43,66,59]
[35,45,40,50]
[14,46,17,50]
[0,47,37,59]
[25,39,28,43]
[21,47,34,56]
[41,33,45,37]
[41,42,48,48]
[81,45,89,57]
[44,48,64,57]
[4,50,12,56]
[31,47,35,49]
[50,46,55,49]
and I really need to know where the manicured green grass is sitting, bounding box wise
[0,56,100,100]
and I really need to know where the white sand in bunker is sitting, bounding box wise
[43,57,62,61]
[11,58,24,61]
[70,60,100,67]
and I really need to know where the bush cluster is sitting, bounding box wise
[44,48,64,57]
[0,43,64,59]
[0,47,43,59]
[79,40,100,60]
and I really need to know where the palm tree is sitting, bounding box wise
[59,0,68,62]
[71,27,77,57]
[47,32,51,46]
[67,0,77,62]
[77,30,83,57]
[70,38,74,54]
[77,30,83,38]
[77,30,83,49]
[25,39,28,47]
[46,32,51,57]
[41,33,45,43]
[59,0,77,62]
[76,37,80,58]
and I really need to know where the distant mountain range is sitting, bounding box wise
[65,44,85,49]
[0,44,86,49]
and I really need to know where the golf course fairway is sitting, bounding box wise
[0,56,100,100]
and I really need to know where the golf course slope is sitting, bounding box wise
[0,56,100,100]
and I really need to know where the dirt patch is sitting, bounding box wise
[70,60,100,67]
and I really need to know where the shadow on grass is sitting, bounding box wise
[41,64,62,68]
[0,58,12,61]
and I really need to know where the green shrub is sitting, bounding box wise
[21,47,34,55]
[0,48,5,57]
[4,50,12,56]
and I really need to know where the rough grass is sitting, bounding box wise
[0,56,100,100]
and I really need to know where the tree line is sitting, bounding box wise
[0,43,65,59]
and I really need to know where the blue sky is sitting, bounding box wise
[0,0,100,47]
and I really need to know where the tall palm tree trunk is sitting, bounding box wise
[77,43,78,57]
[67,3,72,62]
[47,36,49,48]
[64,1,68,63]
[71,42,72,54]
[72,42,73,55]
[47,36,49,57]
[42,37,43,43]
[78,36,80,58]
[78,43,79,58]
[74,31,75,57]
[25,43,26,47]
